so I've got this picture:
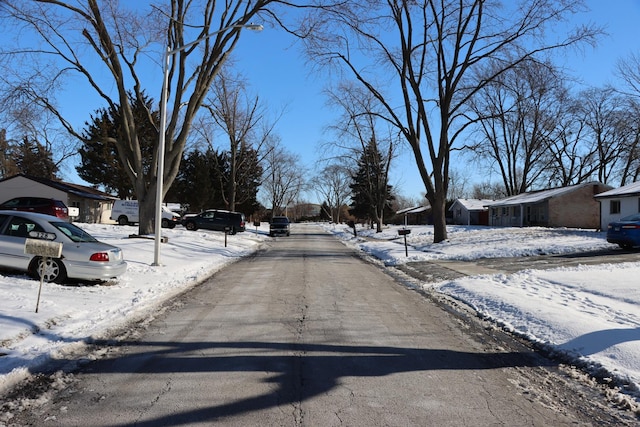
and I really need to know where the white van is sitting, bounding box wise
[110,200,181,228]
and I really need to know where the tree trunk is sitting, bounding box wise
[138,192,157,235]
[431,193,447,244]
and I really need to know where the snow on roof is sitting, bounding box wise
[594,181,640,198]
[450,199,493,211]
[396,205,429,214]
[485,182,608,207]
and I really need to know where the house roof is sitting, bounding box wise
[594,181,640,199]
[449,198,493,211]
[485,182,611,207]
[0,174,117,201]
[396,205,430,215]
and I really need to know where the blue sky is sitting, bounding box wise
[226,0,640,203]
[24,1,640,204]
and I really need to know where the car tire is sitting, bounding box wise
[117,216,129,226]
[30,257,67,284]
[161,219,169,228]
[185,221,197,231]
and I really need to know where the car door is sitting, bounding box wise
[198,211,217,230]
[0,215,45,270]
[212,211,228,231]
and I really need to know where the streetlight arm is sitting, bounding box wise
[168,23,263,56]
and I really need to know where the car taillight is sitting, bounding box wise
[90,252,110,262]
[54,206,68,217]
[621,225,640,229]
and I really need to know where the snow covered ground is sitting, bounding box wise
[0,221,638,415]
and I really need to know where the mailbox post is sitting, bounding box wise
[224,226,230,247]
[398,228,411,257]
[24,234,63,313]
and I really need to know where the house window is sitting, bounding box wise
[610,200,621,214]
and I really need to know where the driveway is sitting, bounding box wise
[397,248,640,283]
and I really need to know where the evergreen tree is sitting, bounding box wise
[349,138,394,232]
[14,136,58,179]
[170,149,221,212]
[76,92,158,199]
[169,146,262,215]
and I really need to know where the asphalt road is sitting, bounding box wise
[3,224,634,426]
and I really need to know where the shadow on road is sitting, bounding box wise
[84,339,553,426]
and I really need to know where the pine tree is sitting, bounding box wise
[349,138,394,232]
[76,92,158,198]
[14,136,58,179]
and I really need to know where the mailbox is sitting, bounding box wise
[254,221,260,227]
[398,228,411,236]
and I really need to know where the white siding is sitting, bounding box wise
[599,196,640,229]
[0,176,67,205]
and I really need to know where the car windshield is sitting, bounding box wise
[52,221,98,243]
[272,217,289,224]
[620,213,640,222]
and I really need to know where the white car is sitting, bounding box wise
[0,210,127,283]
[110,200,181,228]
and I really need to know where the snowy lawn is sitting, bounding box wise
[0,221,638,414]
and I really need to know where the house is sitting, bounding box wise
[594,181,640,230]
[485,182,613,229]
[449,199,492,225]
[0,174,117,223]
[395,205,431,225]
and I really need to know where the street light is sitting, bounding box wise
[153,22,263,266]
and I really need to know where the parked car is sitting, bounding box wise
[181,210,246,234]
[269,216,291,237]
[607,213,640,249]
[0,210,127,283]
[110,200,181,228]
[0,197,69,221]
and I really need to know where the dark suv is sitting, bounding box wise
[0,197,69,221]
[269,216,291,237]
[182,209,246,234]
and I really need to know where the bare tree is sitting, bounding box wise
[577,87,631,185]
[312,163,351,223]
[470,60,567,195]
[614,53,640,184]
[203,71,278,211]
[324,82,396,232]
[542,93,599,187]
[302,0,600,242]
[0,0,279,234]
[261,137,306,217]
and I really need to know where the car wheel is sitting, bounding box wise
[30,257,67,284]
[161,218,169,228]
[621,243,633,250]
[117,216,129,226]
[185,221,197,231]
[229,227,237,235]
